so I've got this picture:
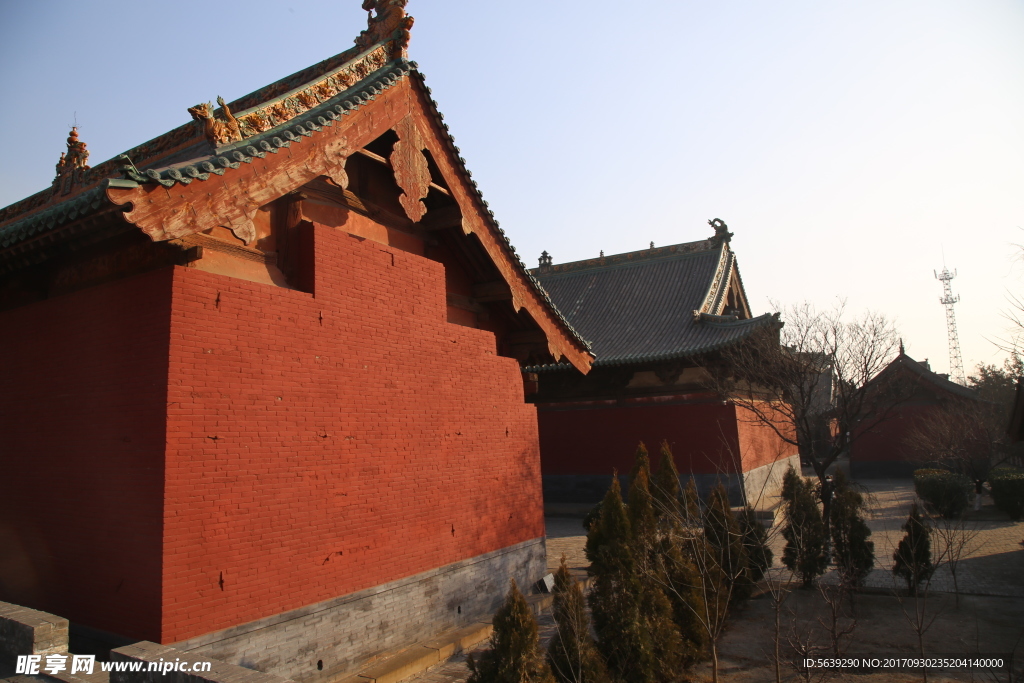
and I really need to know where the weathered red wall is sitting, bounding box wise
[735,404,797,472]
[160,224,544,643]
[850,404,931,463]
[0,269,171,640]
[537,399,744,476]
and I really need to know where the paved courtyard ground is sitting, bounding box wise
[407,476,1024,682]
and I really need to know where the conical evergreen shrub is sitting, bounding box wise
[829,469,874,587]
[892,502,933,595]
[627,443,658,556]
[585,475,657,683]
[547,557,608,683]
[628,441,652,482]
[658,536,709,668]
[468,579,554,683]
[651,440,682,523]
[704,483,752,602]
[737,506,773,582]
[626,456,684,680]
[781,466,801,502]
[781,468,828,587]
[681,477,702,529]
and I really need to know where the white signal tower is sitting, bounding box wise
[934,266,966,385]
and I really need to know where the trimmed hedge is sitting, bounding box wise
[913,469,971,519]
[989,469,1024,521]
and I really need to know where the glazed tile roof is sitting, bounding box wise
[0,20,592,359]
[528,238,778,370]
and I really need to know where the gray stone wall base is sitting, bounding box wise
[543,454,800,508]
[171,538,546,683]
[112,641,293,683]
[740,455,801,509]
[0,601,69,668]
[542,475,615,505]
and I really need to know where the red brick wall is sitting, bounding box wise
[0,269,171,640]
[160,224,544,643]
[850,404,931,463]
[735,404,797,472]
[537,400,744,476]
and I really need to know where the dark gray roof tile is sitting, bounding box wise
[530,240,776,368]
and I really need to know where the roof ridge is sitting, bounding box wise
[893,353,982,400]
[531,238,716,277]
[692,244,730,319]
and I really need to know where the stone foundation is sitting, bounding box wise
[171,538,546,683]
[543,454,800,508]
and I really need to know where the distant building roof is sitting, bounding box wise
[528,223,779,369]
[879,351,981,401]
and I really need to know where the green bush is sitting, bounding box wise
[781,468,828,587]
[830,469,874,586]
[468,579,554,683]
[989,469,1024,521]
[892,502,934,595]
[913,469,971,519]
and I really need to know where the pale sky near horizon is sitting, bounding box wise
[1,1,1021,377]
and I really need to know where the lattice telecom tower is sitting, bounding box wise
[934,266,966,385]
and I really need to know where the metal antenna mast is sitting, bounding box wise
[934,266,966,385]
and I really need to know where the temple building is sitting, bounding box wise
[0,4,592,680]
[529,221,797,505]
[850,350,986,478]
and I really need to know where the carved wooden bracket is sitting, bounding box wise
[323,137,352,190]
[390,116,431,223]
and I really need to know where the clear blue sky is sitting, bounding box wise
[2,1,1022,376]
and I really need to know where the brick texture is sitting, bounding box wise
[160,225,545,644]
[0,600,70,666]
[0,269,171,640]
[1,223,547,650]
[537,400,794,504]
[172,540,545,683]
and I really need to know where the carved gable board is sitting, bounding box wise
[104,62,592,373]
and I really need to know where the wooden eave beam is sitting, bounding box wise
[472,280,512,302]
[355,148,451,197]
[418,204,462,231]
[504,330,547,345]
[102,75,592,374]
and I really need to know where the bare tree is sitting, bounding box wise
[765,569,797,683]
[816,582,857,657]
[904,397,1015,483]
[713,300,906,527]
[890,499,948,683]
[786,604,831,683]
[929,515,981,608]
[654,484,747,683]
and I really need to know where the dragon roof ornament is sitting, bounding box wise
[708,217,732,246]
[356,0,414,56]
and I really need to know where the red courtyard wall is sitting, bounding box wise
[537,399,743,476]
[160,224,545,643]
[850,404,932,464]
[735,404,797,472]
[0,269,171,640]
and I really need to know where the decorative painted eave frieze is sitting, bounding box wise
[0,3,414,230]
[102,65,593,372]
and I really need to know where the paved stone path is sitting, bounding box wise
[407,478,1024,682]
